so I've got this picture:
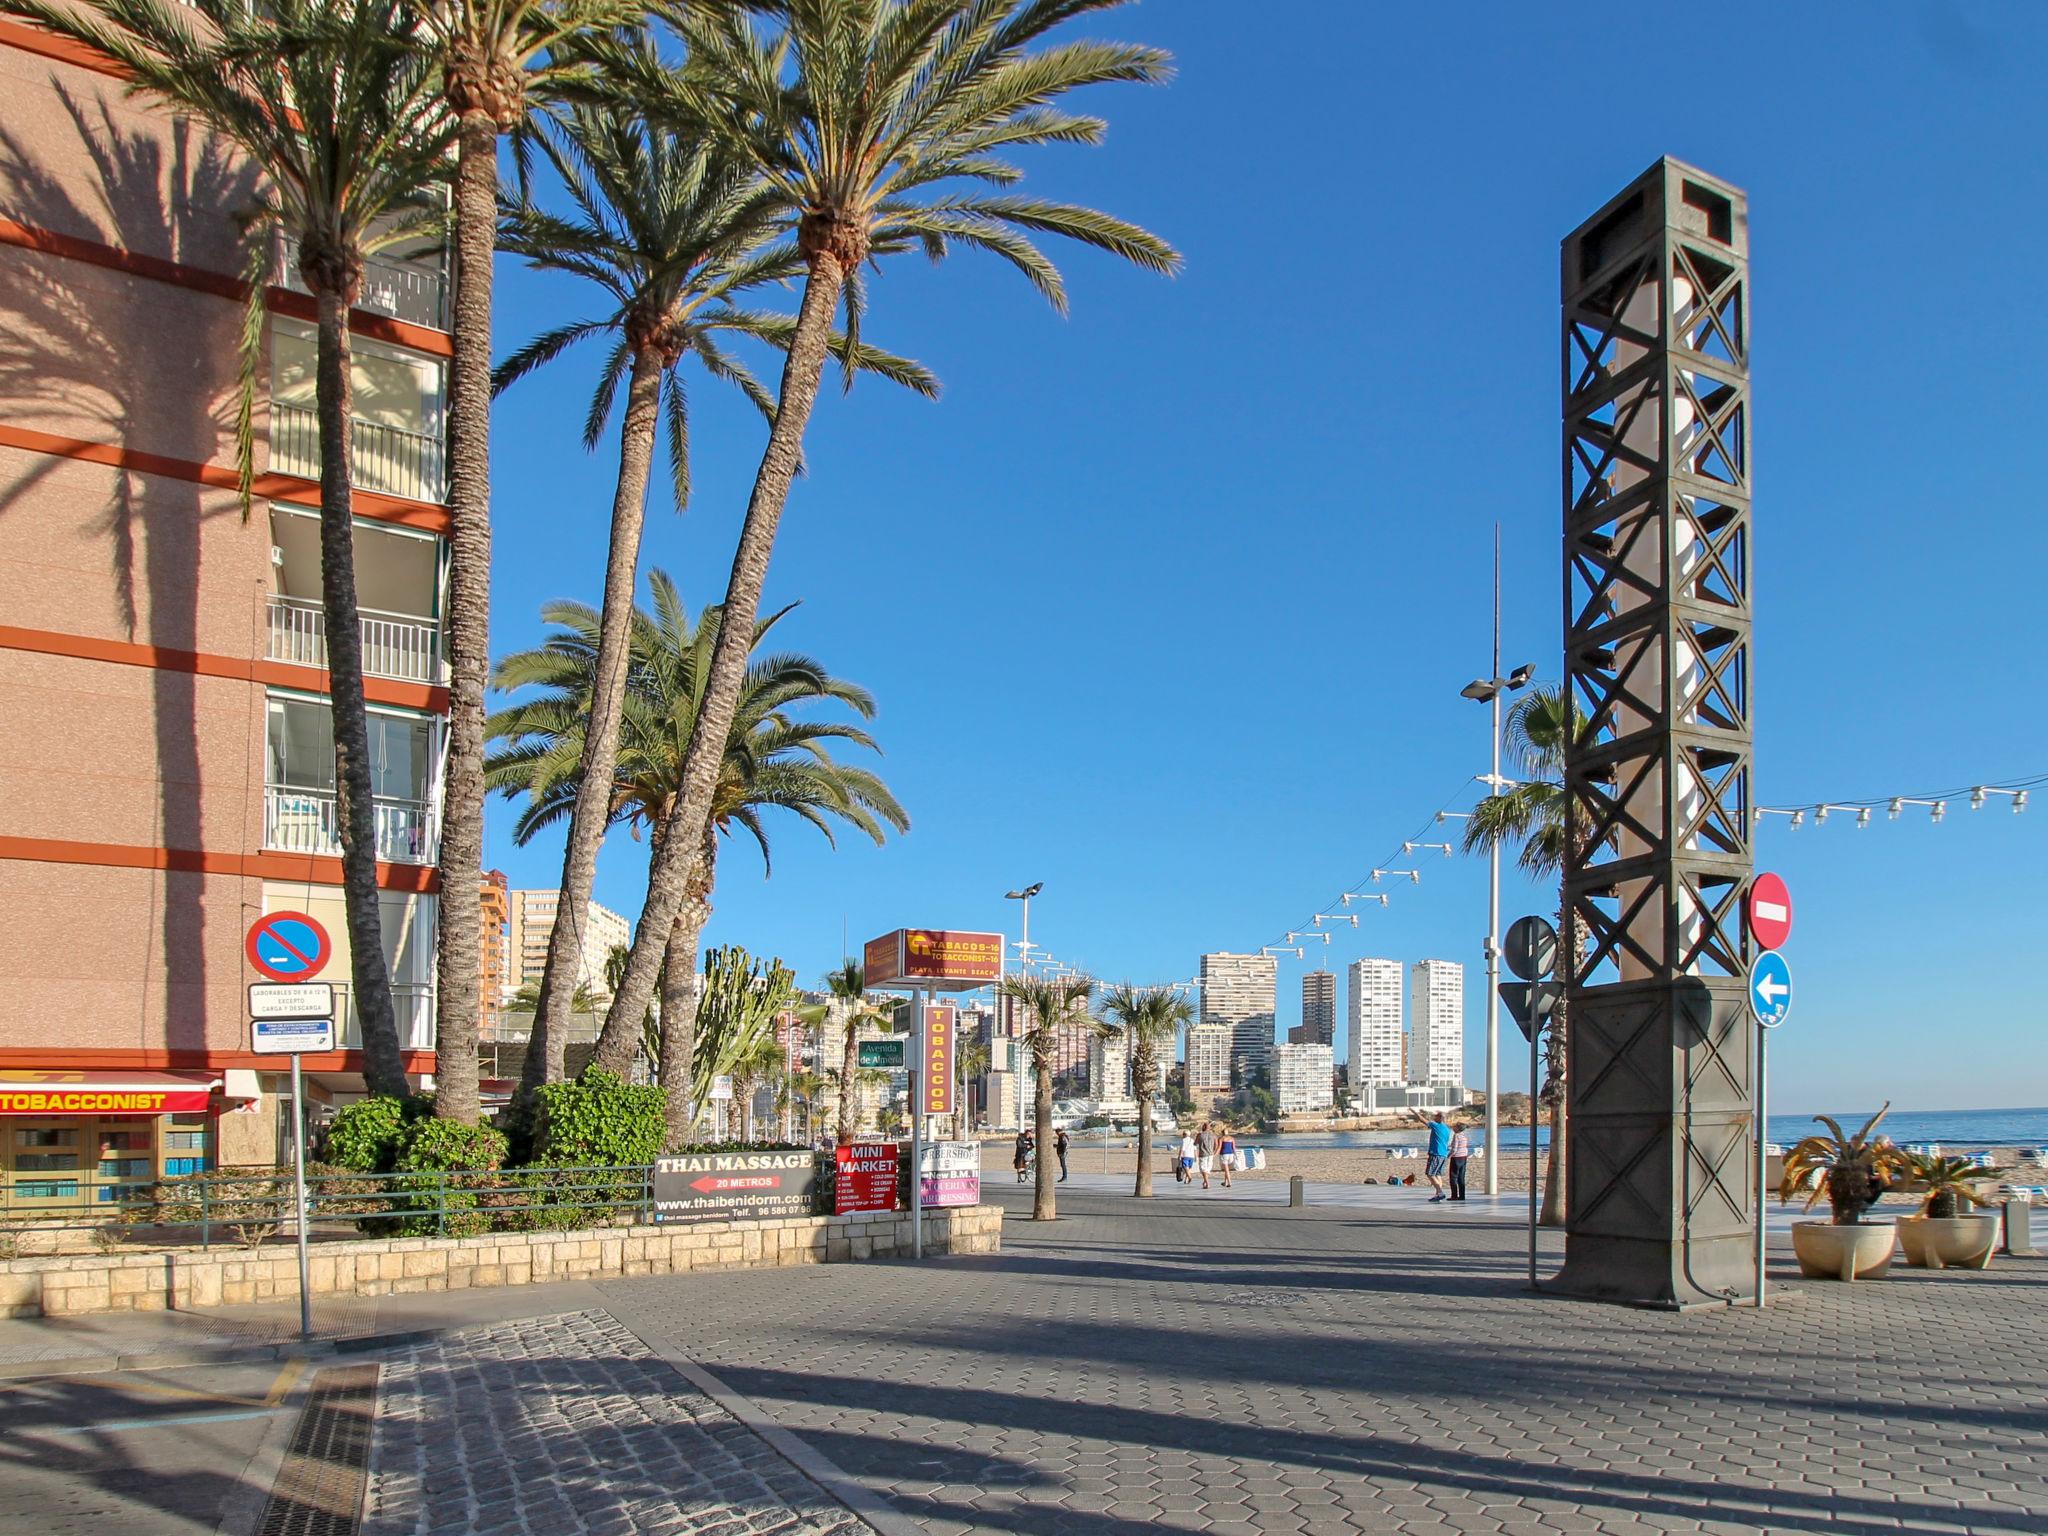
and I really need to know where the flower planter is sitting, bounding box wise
[1791,1218,1896,1281]
[1898,1214,1998,1271]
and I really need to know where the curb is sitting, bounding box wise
[0,1325,447,1382]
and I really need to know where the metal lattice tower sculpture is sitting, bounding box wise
[1552,159,1757,1308]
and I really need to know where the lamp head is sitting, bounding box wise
[1004,882,1044,900]
[1461,680,1498,702]
[1507,664,1536,688]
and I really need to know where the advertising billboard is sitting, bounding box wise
[863,929,1004,986]
[651,1150,818,1222]
[833,1142,900,1215]
[922,1005,957,1115]
[919,1141,980,1208]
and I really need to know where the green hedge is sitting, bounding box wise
[392,1118,508,1237]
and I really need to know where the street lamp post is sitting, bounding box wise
[1460,524,1534,1197]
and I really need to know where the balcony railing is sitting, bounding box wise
[264,784,437,865]
[270,401,447,503]
[278,232,448,331]
[267,595,440,685]
[331,982,437,1051]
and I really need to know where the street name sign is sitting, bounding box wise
[857,1038,904,1069]
[1747,872,1793,950]
[252,1017,336,1054]
[1503,915,1559,981]
[246,912,331,982]
[1748,950,1793,1029]
[250,983,334,1020]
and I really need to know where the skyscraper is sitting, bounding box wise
[1347,959,1403,1090]
[1088,1030,1131,1107]
[1410,960,1466,1087]
[1299,970,1336,1047]
[1200,951,1277,1083]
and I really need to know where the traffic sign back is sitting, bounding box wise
[1748,873,1793,950]
[1503,915,1559,981]
[1748,950,1793,1029]
[246,912,331,982]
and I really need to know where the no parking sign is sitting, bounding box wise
[246,911,331,982]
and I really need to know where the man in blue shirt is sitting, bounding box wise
[1424,1114,1453,1203]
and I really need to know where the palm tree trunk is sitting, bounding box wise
[596,257,846,1045]
[312,287,404,1098]
[593,823,714,1076]
[653,857,711,1148]
[1032,1034,1056,1220]
[1541,892,1578,1228]
[432,111,498,1126]
[837,1012,859,1147]
[517,343,665,1103]
[1133,1042,1155,1198]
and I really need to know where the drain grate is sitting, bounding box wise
[256,1363,379,1536]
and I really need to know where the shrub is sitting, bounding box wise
[392,1118,507,1237]
[323,1096,429,1173]
[530,1070,666,1166]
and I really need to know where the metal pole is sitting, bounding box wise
[1755,1023,1768,1307]
[1486,523,1502,1197]
[910,988,924,1260]
[289,1051,312,1339]
[1528,1022,1540,1290]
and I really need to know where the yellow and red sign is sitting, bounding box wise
[0,1070,216,1116]
[923,1005,957,1116]
[863,929,1004,987]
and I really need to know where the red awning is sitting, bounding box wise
[0,1070,220,1116]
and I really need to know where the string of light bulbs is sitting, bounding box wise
[1755,771,2042,829]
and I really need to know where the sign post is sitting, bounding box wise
[1501,914,1559,1291]
[246,921,335,1343]
[1747,873,1794,1309]
[909,988,925,1260]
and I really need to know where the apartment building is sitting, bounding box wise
[1271,1042,1334,1116]
[0,28,455,1203]
[1297,969,1336,1047]
[1199,951,1276,1083]
[1346,959,1404,1090]
[1184,1023,1233,1094]
[1087,1029,1131,1109]
[479,870,510,1029]
[504,889,629,1002]
[1410,959,1466,1088]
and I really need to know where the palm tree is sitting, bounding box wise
[598,0,1180,1043]
[1,0,457,1097]
[788,1068,830,1142]
[484,570,907,1137]
[822,964,895,1146]
[1460,684,1590,1228]
[1098,984,1191,1198]
[729,1033,785,1141]
[956,1038,990,1129]
[494,92,933,1110]
[426,0,639,1126]
[1000,973,1095,1221]
[506,976,603,1012]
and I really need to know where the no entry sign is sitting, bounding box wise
[246,911,331,982]
[1747,872,1793,950]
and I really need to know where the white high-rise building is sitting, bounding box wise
[1347,958,1404,1090]
[1200,951,1277,1083]
[1271,1042,1334,1115]
[1088,1030,1131,1107]
[505,889,631,1002]
[1410,959,1465,1088]
[1185,1024,1232,1092]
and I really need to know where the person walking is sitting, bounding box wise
[1054,1127,1070,1183]
[1217,1127,1238,1189]
[1195,1122,1214,1191]
[1424,1113,1453,1203]
[1178,1128,1197,1187]
[1448,1122,1471,1201]
[1014,1128,1033,1185]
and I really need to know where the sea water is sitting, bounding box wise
[1266,1105,2048,1154]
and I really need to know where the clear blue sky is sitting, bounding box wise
[481,1,2047,1113]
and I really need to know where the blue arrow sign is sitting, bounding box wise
[1749,950,1793,1029]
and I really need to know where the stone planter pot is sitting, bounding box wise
[1898,1214,1998,1271]
[1791,1218,1896,1281]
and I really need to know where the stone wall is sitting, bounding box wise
[0,1204,1002,1318]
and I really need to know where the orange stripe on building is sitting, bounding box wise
[0,422,450,535]
[0,17,124,78]
[0,1048,438,1073]
[0,624,449,712]
[0,834,442,894]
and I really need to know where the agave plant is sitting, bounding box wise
[1904,1152,2011,1219]
[1779,1105,1913,1225]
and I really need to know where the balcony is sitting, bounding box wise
[267,594,440,685]
[331,982,437,1051]
[270,400,446,503]
[278,232,448,331]
[264,784,437,865]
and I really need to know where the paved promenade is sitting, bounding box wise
[2,1180,2043,1534]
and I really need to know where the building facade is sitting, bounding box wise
[479,870,510,1031]
[1410,959,1465,1088]
[1271,1042,1334,1116]
[1298,969,1336,1047]
[1346,958,1404,1090]
[1087,1030,1132,1111]
[1184,1023,1233,1094]
[504,889,629,1003]
[0,30,453,1205]
[1199,951,1276,1084]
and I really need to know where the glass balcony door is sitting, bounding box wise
[265,695,437,863]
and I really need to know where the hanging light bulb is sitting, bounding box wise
[1931,800,1946,823]
[1856,808,1871,829]
[1888,798,1904,819]
[1814,806,1829,825]
[1971,786,1987,811]
[1788,810,1804,829]
[2015,791,2029,814]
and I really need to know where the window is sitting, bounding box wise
[15,1153,78,1171]
[16,1129,74,1148]
[164,1157,209,1177]
[16,1182,79,1200]
[99,1132,147,1152]
[164,1131,207,1152]
[267,697,431,801]
[98,1159,150,1178]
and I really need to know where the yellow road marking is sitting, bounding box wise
[263,1358,306,1405]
